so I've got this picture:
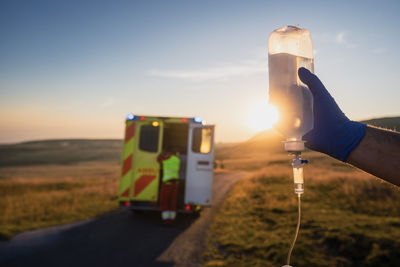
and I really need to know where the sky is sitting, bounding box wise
[1,0,399,143]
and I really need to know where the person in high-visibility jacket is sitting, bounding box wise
[157,152,181,223]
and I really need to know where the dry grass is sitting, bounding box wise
[204,152,400,267]
[2,135,400,267]
[0,162,120,240]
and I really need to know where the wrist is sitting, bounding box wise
[330,121,366,162]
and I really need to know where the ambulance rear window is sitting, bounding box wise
[192,128,212,154]
[139,125,160,153]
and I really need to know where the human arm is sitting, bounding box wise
[347,126,400,186]
[298,67,400,186]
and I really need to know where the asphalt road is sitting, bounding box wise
[0,171,247,267]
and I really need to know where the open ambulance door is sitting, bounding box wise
[131,120,163,203]
[185,124,215,206]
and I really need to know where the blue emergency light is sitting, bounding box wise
[194,116,202,123]
[126,113,135,120]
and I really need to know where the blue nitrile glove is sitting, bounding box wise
[298,67,366,162]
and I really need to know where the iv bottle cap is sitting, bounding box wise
[284,140,305,152]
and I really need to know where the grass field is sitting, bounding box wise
[0,162,120,240]
[0,140,122,240]
[204,151,400,267]
[1,130,400,267]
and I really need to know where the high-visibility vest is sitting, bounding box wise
[162,155,180,182]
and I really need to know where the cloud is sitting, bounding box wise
[335,32,357,48]
[148,59,266,82]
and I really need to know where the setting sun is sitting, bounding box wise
[247,101,279,133]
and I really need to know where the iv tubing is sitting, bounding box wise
[286,194,301,266]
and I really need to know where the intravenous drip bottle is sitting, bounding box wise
[268,25,314,151]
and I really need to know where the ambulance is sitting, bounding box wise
[118,114,215,212]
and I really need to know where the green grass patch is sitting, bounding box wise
[204,172,400,267]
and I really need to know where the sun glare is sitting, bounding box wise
[248,101,279,133]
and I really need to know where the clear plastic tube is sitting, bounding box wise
[286,194,301,267]
[283,153,305,267]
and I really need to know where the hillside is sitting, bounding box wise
[215,129,284,161]
[0,139,122,167]
[361,116,400,130]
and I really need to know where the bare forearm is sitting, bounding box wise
[347,125,400,186]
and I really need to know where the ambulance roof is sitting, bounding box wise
[125,114,203,124]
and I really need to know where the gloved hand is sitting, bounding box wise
[298,67,366,162]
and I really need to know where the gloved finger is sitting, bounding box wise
[298,67,327,97]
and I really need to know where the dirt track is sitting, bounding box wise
[0,171,247,267]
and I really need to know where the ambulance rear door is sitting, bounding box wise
[131,120,163,202]
[185,124,215,206]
